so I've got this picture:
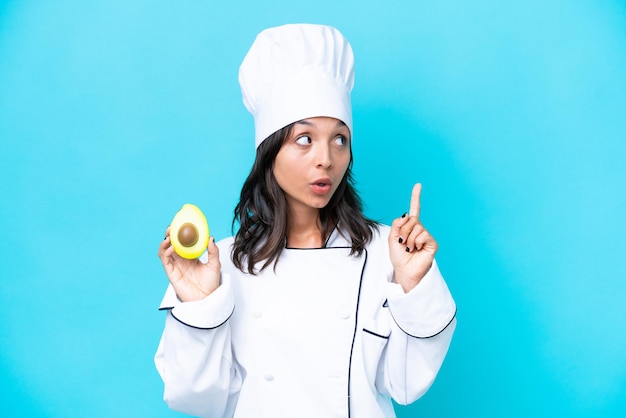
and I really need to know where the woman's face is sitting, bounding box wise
[273,117,351,214]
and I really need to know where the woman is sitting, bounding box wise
[155,24,456,418]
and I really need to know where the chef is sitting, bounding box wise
[155,23,456,418]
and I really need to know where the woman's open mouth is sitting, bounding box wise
[311,178,332,195]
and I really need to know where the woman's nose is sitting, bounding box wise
[315,144,332,168]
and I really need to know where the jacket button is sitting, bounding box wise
[264,374,274,381]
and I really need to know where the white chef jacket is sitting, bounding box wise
[155,225,456,418]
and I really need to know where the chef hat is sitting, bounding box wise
[239,24,355,148]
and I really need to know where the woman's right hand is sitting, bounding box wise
[157,226,222,302]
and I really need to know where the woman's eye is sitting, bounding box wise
[295,135,312,145]
[335,136,347,146]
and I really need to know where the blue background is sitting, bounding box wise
[1,1,625,417]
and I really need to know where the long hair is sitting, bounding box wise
[231,123,378,274]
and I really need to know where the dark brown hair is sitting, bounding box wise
[231,122,378,274]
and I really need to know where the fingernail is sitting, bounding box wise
[398,237,403,244]
[405,247,410,252]
[402,213,407,218]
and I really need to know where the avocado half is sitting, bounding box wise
[170,204,210,259]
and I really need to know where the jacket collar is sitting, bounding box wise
[324,226,351,248]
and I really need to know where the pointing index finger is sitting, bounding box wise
[409,183,422,219]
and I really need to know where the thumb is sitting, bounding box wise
[196,236,218,265]
[206,236,220,259]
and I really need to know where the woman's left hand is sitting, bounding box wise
[388,183,438,293]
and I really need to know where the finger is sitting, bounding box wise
[159,237,178,266]
[399,216,419,245]
[413,229,431,252]
[163,241,174,257]
[160,245,175,274]
[158,235,171,257]
[421,231,438,254]
[404,223,425,253]
[389,213,410,244]
[409,183,422,219]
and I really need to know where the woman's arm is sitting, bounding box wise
[154,278,242,417]
[380,183,457,403]
[155,230,242,417]
[380,260,456,404]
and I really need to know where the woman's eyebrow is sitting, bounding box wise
[295,119,347,128]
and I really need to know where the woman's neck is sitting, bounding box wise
[286,205,323,248]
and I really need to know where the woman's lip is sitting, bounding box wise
[312,178,332,186]
[311,183,332,195]
[311,178,332,194]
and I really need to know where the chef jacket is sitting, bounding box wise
[155,225,456,417]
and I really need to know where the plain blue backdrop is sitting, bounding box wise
[1,1,625,417]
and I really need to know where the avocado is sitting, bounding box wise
[170,204,210,259]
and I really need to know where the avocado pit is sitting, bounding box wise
[178,222,199,247]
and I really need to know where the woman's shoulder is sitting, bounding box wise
[216,235,235,249]
[369,223,390,245]
[215,236,236,265]
[372,223,390,235]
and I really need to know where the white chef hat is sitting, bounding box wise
[239,24,355,148]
